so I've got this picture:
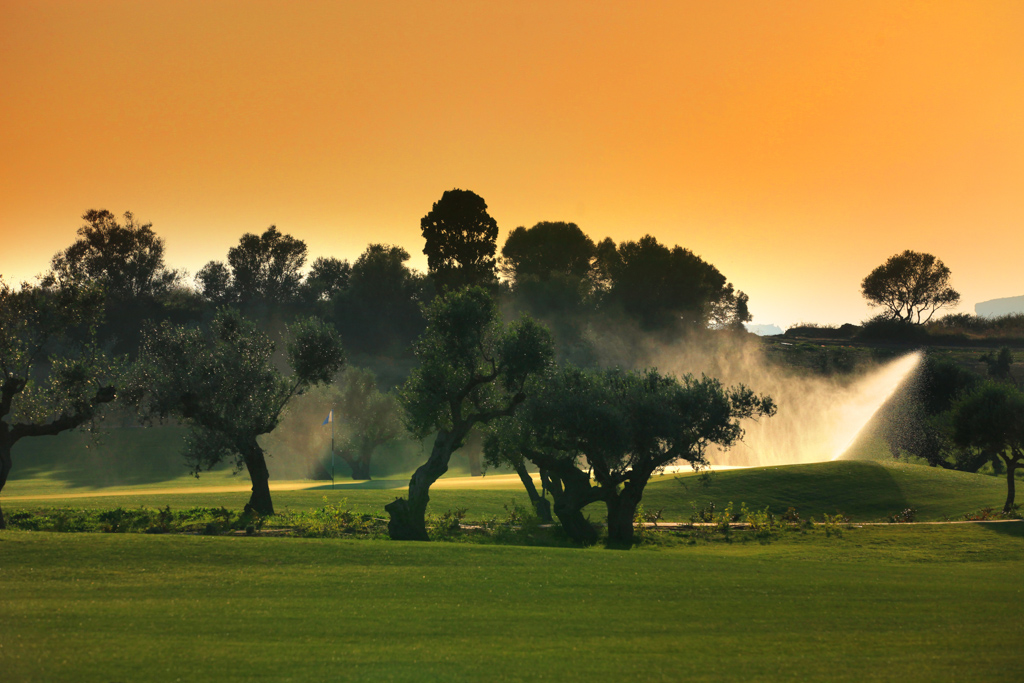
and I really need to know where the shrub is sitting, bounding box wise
[888,508,917,524]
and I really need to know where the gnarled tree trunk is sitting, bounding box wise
[242,440,275,516]
[385,429,465,541]
[512,460,551,522]
[604,478,649,547]
[547,467,602,545]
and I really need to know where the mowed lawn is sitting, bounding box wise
[5,460,1014,523]
[2,524,1023,682]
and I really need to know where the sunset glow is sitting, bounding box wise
[2,1,1022,327]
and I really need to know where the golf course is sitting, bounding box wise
[3,458,1023,682]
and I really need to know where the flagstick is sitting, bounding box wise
[331,412,335,490]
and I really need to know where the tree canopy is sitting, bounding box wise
[421,189,499,291]
[861,250,960,324]
[44,209,181,299]
[486,366,775,544]
[0,280,119,528]
[500,222,595,283]
[330,367,404,481]
[598,235,750,331]
[131,309,345,515]
[197,226,308,306]
[952,382,1024,512]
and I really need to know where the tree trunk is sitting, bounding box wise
[512,460,552,522]
[339,449,372,480]
[242,441,275,516]
[604,477,650,547]
[385,429,463,541]
[549,468,601,545]
[0,434,12,530]
[1003,456,1018,513]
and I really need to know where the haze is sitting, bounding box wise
[2,1,1022,328]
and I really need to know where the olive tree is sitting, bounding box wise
[952,382,1024,513]
[331,367,404,480]
[0,280,118,528]
[131,309,344,515]
[487,367,775,545]
[387,287,554,540]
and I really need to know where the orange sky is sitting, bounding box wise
[2,0,1022,328]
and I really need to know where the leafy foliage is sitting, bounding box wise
[197,226,308,305]
[44,209,181,299]
[0,280,119,528]
[130,308,345,514]
[861,250,960,324]
[486,365,775,544]
[952,381,1024,511]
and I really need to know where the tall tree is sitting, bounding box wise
[301,256,351,304]
[387,287,554,540]
[487,367,775,545]
[0,280,118,528]
[952,382,1024,513]
[421,189,499,291]
[197,226,308,306]
[333,244,428,354]
[861,250,960,324]
[45,209,180,299]
[599,235,750,331]
[131,309,344,515]
[500,222,595,283]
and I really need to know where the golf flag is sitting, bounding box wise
[322,410,333,426]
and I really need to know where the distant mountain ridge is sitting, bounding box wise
[976,295,1024,318]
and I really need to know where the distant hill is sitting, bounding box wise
[976,295,1024,318]
[744,323,784,336]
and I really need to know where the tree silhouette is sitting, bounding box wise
[500,222,595,283]
[45,209,181,299]
[953,382,1024,512]
[197,226,308,306]
[861,250,960,324]
[421,189,499,291]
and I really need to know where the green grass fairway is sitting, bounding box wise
[2,525,1023,682]
[648,459,1012,522]
[5,460,1012,525]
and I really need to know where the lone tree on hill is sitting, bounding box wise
[0,280,119,529]
[386,287,554,540]
[421,189,499,291]
[861,250,960,324]
[952,382,1024,513]
[130,308,345,516]
[486,366,774,545]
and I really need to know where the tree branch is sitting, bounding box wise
[10,385,116,442]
